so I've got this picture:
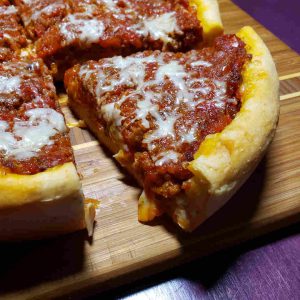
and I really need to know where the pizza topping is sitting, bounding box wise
[59,13,105,46]
[131,12,183,48]
[66,34,250,198]
[35,0,202,78]
[0,108,66,160]
[25,2,66,26]
[0,5,17,15]
[0,2,28,61]
[0,60,73,175]
[78,45,239,165]
[14,0,69,39]
[0,75,21,94]
[57,2,185,48]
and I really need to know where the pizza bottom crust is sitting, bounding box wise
[0,162,95,240]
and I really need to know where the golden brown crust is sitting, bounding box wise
[190,0,223,44]
[0,162,94,240]
[168,26,280,231]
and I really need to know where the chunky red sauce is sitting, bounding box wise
[35,0,202,78]
[0,1,28,62]
[14,0,69,40]
[65,34,251,198]
[0,59,73,175]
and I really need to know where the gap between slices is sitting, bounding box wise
[64,26,279,231]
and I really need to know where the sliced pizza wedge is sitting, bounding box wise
[0,58,95,240]
[65,26,279,232]
[34,0,222,79]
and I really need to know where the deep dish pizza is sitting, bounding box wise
[0,0,279,237]
[65,26,279,231]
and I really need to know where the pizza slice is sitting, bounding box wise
[65,26,279,231]
[0,58,95,240]
[34,0,222,79]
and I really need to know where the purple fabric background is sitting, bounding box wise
[232,0,300,54]
[93,225,300,299]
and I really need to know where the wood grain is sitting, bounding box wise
[1,1,300,299]
[279,77,300,96]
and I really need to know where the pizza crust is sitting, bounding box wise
[166,26,280,231]
[190,0,223,43]
[0,162,94,240]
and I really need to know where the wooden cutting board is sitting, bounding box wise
[1,1,300,299]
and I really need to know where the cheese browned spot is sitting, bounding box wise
[65,34,250,200]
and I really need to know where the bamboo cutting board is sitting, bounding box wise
[1,1,300,299]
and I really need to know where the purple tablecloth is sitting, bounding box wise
[232,0,300,54]
[96,225,300,299]
[129,228,300,299]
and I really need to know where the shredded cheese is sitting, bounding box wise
[59,13,104,45]
[133,12,182,46]
[0,108,66,160]
[0,75,21,94]
[0,5,17,15]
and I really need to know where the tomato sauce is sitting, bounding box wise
[14,0,69,40]
[65,34,251,198]
[0,59,73,175]
[0,1,28,62]
[35,0,202,78]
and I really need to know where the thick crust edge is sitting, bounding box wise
[167,26,280,231]
[0,162,94,240]
[191,0,224,44]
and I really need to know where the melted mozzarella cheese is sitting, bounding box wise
[0,5,17,15]
[0,75,21,94]
[22,0,36,4]
[25,3,65,26]
[0,121,8,131]
[143,112,177,146]
[179,124,198,143]
[101,102,123,126]
[101,0,117,11]
[155,150,179,166]
[191,60,212,67]
[93,55,156,98]
[0,108,66,160]
[60,14,104,45]
[134,12,182,46]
